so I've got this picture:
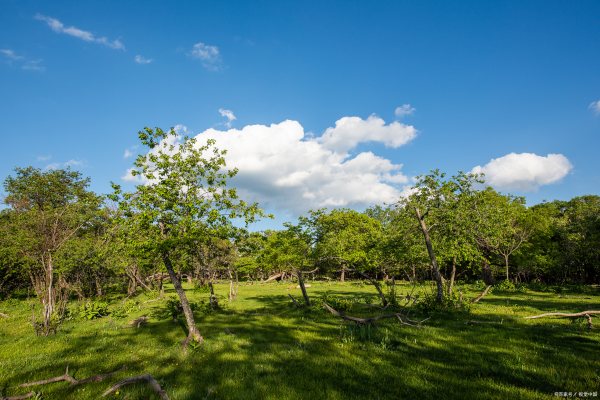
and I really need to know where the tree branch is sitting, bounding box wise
[102,374,169,400]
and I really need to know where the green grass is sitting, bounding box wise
[1,281,599,399]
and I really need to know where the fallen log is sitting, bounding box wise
[102,374,169,400]
[19,366,125,388]
[471,285,492,303]
[524,310,599,329]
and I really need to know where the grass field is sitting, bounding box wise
[1,281,599,399]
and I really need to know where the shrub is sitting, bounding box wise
[78,301,109,320]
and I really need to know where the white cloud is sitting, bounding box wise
[588,100,600,115]
[123,149,134,159]
[181,118,412,214]
[319,114,417,152]
[394,104,415,117]
[134,55,152,64]
[35,14,125,50]
[1,49,44,71]
[45,159,84,170]
[36,155,51,161]
[471,152,573,191]
[122,117,415,212]
[218,108,236,128]
[190,42,221,70]
[0,49,24,61]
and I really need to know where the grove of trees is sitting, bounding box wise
[1,127,599,338]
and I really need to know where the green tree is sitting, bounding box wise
[473,188,530,282]
[312,209,382,281]
[110,127,265,348]
[3,167,100,334]
[400,170,481,303]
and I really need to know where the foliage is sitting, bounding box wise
[78,301,109,320]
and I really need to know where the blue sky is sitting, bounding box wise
[1,0,599,228]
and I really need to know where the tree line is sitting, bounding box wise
[1,127,598,343]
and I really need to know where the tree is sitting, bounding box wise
[474,188,530,282]
[258,228,313,305]
[110,127,265,348]
[400,170,481,303]
[312,209,382,282]
[3,167,100,335]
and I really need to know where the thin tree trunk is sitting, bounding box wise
[448,256,456,296]
[414,207,444,303]
[504,255,510,282]
[43,253,55,335]
[161,253,203,347]
[297,270,310,306]
[340,266,346,282]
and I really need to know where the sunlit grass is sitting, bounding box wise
[1,281,599,399]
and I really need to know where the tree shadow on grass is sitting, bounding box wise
[2,291,600,400]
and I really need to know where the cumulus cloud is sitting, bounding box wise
[588,100,600,115]
[134,55,152,64]
[35,14,125,50]
[188,118,412,213]
[218,108,236,127]
[190,42,221,70]
[122,115,416,213]
[471,152,573,191]
[394,104,415,117]
[319,115,417,152]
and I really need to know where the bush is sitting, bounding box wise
[78,301,109,320]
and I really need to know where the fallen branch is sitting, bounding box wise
[102,374,169,400]
[323,303,426,327]
[19,366,125,388]
[471,285,492,303]
[524,311,600,319]
[264,272,284,283]
[525,310,599,329]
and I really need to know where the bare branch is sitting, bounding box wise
[102,374,169,400]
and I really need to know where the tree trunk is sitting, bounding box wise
[414,207,444,303]
[504,255,510,282]
[161,252,203,347]
[208,281,218,308]
[448,257,456,296]
[42,253,55,335]
[297,270,310,306]
[340,266,346,282]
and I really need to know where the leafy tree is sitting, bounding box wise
[3,167,100,334]
[110,127,265,348]
[473,188,530,282]
[400,170,481,303]
[312,209,382,281]
[258,228,312,305]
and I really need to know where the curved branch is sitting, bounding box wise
[102,374,169,400]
